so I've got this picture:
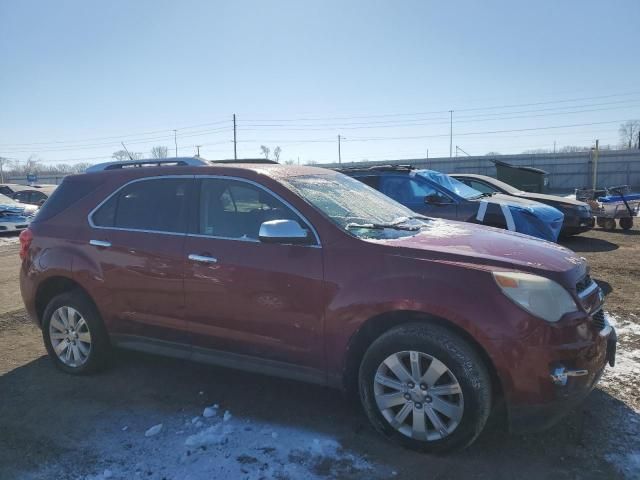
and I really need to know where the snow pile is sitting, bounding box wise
[602,313,640,479]
[73,405,378,480]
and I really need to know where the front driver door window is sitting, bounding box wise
[183,178,325,374]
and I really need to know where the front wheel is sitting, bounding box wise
[359,323,492,453]
[42,291,110,374]
[619,217,633,230]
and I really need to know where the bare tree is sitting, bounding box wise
[260,145,270,159]
[284,159,295,165]
[151,146,168,159]
[112,150,130,161]
[619,120,640,149]
[485,152,501,156]
[273,146,282,163]
[0,156,10,183]
[24,155,41,174]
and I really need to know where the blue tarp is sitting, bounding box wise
[416,170,564,242]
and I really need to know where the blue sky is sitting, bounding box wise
[1,0,639,166]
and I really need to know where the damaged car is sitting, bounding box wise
[337,165,565,242]
[0,193,37,233]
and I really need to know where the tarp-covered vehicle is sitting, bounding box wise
[338,165,564,242]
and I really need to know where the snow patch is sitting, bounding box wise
[144,423,163,437]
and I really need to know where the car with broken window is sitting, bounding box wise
[337,165,565,242]
[451,173,595,236]
[19,158,615,453]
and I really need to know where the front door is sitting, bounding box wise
[183,177,325,373]
[379,175,458,220]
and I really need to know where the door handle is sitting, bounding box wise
[188,253,218,264]
[89,240,111,248]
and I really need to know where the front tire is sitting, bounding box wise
[42,290,110,374]
[359,323,492,453]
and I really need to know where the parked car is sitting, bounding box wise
[0,193,38,233]
[0,183,58,206]
[338,166,565,242]
[19,158,615,453]
[451,174,595,236]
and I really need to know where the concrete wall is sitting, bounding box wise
[322,149,640,192]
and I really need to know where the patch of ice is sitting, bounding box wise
[203,405,218,418]
[223,410,232,422]
[271,431,278,439]
[144,423,163,437]
[184,422,233,448]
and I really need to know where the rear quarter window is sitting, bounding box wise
[34,177,104,222]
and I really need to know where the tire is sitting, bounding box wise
[619,217,633,230]
[359,323,491,453]
[42,290,110,374]
[596,217,606,228]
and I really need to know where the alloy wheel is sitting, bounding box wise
[373,350,464,441]
[48,306,92,368]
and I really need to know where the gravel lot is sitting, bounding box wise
[0,228,638,480]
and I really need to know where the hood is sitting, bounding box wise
[514,191,588,208]
[0,200,38,216]
[368,218,585,276]
[479,193,563,214]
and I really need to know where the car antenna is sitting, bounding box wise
[121,142,135,161]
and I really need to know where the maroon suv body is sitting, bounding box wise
[19,160,616,452]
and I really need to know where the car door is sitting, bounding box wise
[378,175,458,219]
[88,176,192,344]
[183,177,326,374]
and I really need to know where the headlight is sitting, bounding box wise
[492,271,578,323]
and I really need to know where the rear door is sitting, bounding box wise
[88,176,192,343]
[182,177,326,373]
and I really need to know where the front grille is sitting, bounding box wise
[576,275,593,295]
[592,309,606,331]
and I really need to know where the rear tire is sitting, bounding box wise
[619,217,633,230]
[42,290,110,374]
[358,323,492,453]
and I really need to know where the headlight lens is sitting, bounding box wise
[492,271,578,322]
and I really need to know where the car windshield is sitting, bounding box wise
[282,173,428,240]
[416,170,483,200]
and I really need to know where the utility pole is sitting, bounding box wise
[196,145,201,157]
[553,141,556,154]
[592,139,599,190]
[173,130,178,158]
[233,114,237,160]
[338,134,343,164]
[637,131,640,149]
[426,149,429,159]
[449,110,453,160]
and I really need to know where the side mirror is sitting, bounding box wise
[425,194,442,205]
[258,219,312,245]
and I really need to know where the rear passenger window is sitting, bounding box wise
[92,178,189,233]
[196,179,308,240]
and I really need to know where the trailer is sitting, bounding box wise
[576,185,640,231]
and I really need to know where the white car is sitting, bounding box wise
[0,194,38,232]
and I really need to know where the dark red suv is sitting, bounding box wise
[19,158,616,453]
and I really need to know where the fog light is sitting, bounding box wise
[550,366,589,386]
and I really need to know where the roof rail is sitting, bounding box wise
[86,157,209,173]
[211,158,280,164]
[334,164,415,173]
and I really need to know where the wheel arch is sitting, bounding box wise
[342,310,504,404]
[35,276,97,326]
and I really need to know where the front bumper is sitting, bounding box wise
[560,211,595,234]
[0,218,31,232]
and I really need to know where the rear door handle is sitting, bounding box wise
[89,240,111,248]
[188,253,217,264]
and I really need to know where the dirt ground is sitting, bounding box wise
[0,227,638,480]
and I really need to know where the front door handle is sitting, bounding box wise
[89,240,111,248]
[188,253,218,264]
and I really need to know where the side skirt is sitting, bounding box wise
[111,334,328,386]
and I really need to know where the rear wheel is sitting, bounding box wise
[359,323,492,453]
[619,217,633,230]
[42,291,110,374]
